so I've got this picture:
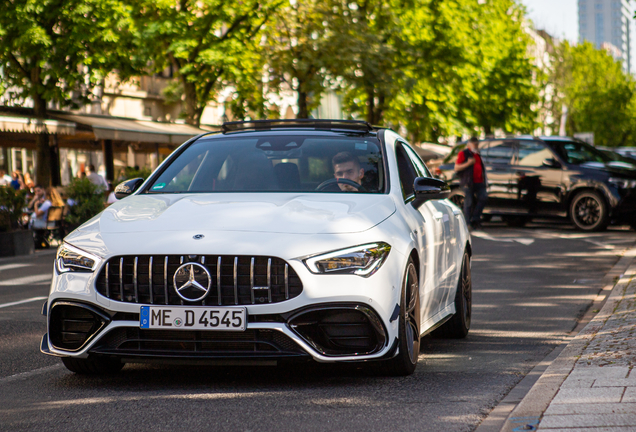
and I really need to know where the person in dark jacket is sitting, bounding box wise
[454,137,488,229]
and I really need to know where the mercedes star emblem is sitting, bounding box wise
[193,234,204,240]
[173,262,212,302]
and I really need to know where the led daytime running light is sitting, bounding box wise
[55,243,102,273]
[304,242,391,277]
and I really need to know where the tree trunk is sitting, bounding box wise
[297,89,309,119]
[182,78,200,127]
[32,93,51,187]
[366,87,375,124]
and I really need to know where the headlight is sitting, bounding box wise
[55,243,102,273]
[609,177,636,189]
[303,242,391,277]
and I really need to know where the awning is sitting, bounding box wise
[53,114,210,145]
[0,115,76,135]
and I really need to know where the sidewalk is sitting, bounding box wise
[501,247,636,431]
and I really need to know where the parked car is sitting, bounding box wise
[435,136,636,231]
[42,119,471,376]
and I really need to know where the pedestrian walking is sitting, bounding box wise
[454,136,488,229]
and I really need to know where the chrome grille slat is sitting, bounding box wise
[285,263,289,300]
[216,256,222,306]
[105,262,110,298]
[164,256,169,305]
[233,257,238,305]
[96,255,302,306]
[133,256,139,303]
[149,257,153,305]
[119,257,124,301]
[267,258,272,303]
[250,257,255,305]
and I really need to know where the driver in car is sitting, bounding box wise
[332,152,365,192]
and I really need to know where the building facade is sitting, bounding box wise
[579,0,635,73]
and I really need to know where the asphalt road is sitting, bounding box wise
[1,222,635,432]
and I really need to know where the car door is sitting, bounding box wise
[394,142,446,324]
[403,143,457,303]
[480,140,518,212]
[512,140,564,216]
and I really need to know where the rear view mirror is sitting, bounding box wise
[412,177,450,208]
[114,178,145,200]
[542,158,562,169]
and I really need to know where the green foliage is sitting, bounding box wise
[0,188,27,232]
[133,0,280,126]
[263,0,346,119]
[550,41,636,147]
[64,179,105,228]
[0,0,140,185]
[123,166,152,181]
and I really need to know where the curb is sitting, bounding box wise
[473,242,636,432]
[498,246,636,432]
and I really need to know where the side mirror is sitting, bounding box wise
[542,158,562,169]
[412,177,450,208]
[114,178,145,200]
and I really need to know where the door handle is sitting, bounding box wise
[452,209,462,216]
[433,212,444,220]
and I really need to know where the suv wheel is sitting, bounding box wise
[570,191,609,232]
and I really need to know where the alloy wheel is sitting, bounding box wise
[574,196,601,227]
[404,263,419,364]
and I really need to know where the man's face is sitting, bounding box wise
[34,187,44,198]
[467,141,479,152]
[333,161,364,192]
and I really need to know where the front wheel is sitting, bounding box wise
[570,191,609,231]
[432,250,471,338]
[62,356,124,375]
[383,259,420,376]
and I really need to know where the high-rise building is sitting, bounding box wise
[579,0,635,73]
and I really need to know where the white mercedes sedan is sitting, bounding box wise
[42,119,472,376]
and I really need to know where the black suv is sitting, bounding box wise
[436,136,636,231]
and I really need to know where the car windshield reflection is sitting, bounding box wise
[146,135,385,194]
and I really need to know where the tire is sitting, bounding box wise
[503,215,529,228]
[383,259,420,376]
[449,191,464,209]
[62,357,124,375]
[570,191,609,232]
[432,250,471,339]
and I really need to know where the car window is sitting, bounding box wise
[395,142,419,198]
[146,135,385,194]
[403,143,432,177]
[482,141,515,164]
[516,141,554,167]
[544,140,611,164]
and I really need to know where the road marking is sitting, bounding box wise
[0,364,63,384]
[471,231,535,245]
[0,263,31,272]
[0,274,52,286]
[0,296,47,309]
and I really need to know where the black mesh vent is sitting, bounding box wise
[92,328,304,355]
[95,255,302,306]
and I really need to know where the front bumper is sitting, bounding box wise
[41,300,394,363]
[43,250,405,364]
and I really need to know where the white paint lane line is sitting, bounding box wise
[0,296,47,309]
[0,274,52,286]
[471,231,535,245]
[0,263,31,272]
[0,364,63,385]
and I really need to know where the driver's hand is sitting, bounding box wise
[338,181,359,192]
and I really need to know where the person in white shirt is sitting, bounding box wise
[0,169,11,186]
[86,164,108,191]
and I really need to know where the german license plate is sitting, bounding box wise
[140,306,246,331]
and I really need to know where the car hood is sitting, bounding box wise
[68,193,396,238]
[579,161,636,178]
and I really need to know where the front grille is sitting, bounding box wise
[95,255,303,306]
[91,328,305,357]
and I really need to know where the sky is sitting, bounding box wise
[519,0,578,42]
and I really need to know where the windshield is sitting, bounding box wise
[146,134,385,194]
[544,140,611,164]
